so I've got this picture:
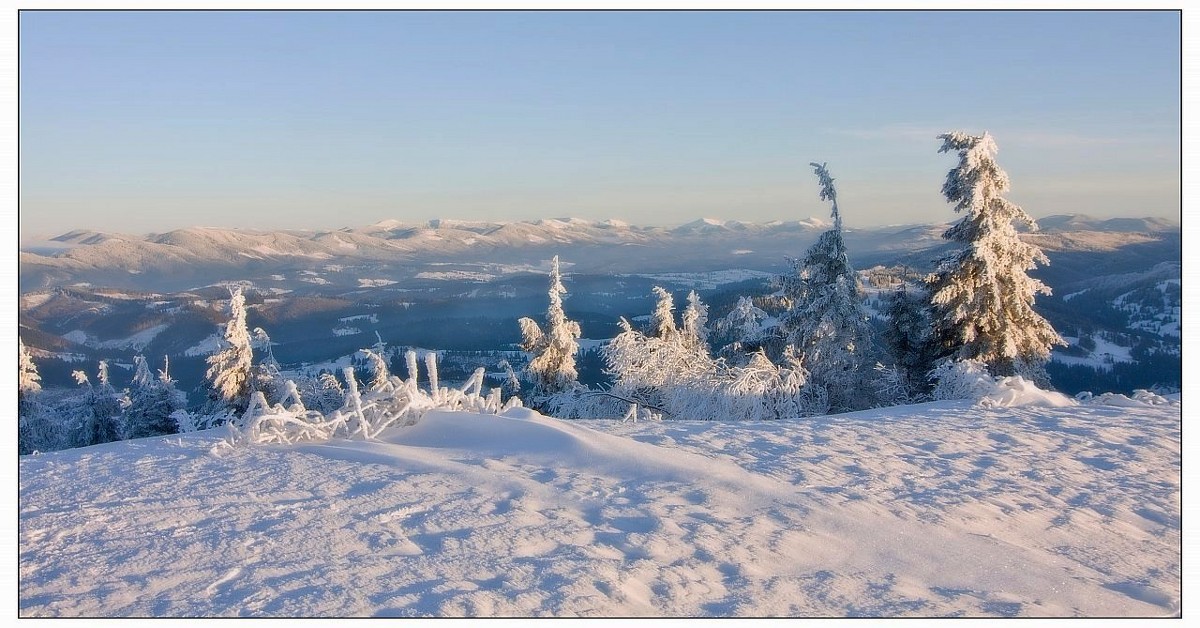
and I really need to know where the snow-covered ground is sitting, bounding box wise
[18,400,1180,617]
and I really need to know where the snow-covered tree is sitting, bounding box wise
[880,273,937,399]
[18,337,41,399]
[927,132,1065,378]
[518,256,583,402]
[205,287,255,415]
[713,296,771,364]
[648,286,678,339]
[778,162,879,412]
[681,290,710,355]
[601,290,813,421]
[251,327,287,405]
[125,356,185,439]
[74,361,125,447]
[603,287,720,416]
[18,338,55,455]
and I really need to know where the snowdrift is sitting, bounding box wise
[19,400,1180,617]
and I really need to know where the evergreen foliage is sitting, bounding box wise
[19,337,42,398]
[205,287,256,415]
[125,356,185,439]
[778,162,879,412]
[518,256,583,402]
[18,337,51,454]
[881,274,937,397]
[927,132,1065,378]
[75,361,125,447]
[713,296,771,364]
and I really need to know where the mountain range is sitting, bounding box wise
[19,214,1179,293]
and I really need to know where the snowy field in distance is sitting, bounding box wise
[18,400,1180,618]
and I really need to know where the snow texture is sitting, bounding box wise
[18,400,1180,617]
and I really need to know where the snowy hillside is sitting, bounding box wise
[19,400,1179,617]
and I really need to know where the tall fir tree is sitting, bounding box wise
[518,255,583,401]
[778,162,878,412]
[927,132,1064,379]
[205,287,255,415]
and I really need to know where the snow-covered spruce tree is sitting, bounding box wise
[681,290,710,357]
[518,255,583,404]
[713,296,771,365]
[778,162,879,412]
[125,355,185,439]
[18,338,54,454]
[927,132,1065,379]
[251,327,287,405]
[204,287,255,417]
[880,272,937,399]
[18,337,41,399]
[75,361,125,447]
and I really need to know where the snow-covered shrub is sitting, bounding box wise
[929,359,996,401]
[873,362,913,405]
[18,337,41,397]
[298,372,346,415]
[224,349,522,447]
[171,409,201,433]
[931,359,1076,407]
[597,288,817,421]
[603,288,717,415]
[977,376,1077,408]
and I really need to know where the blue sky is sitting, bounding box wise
[18,10,1181,240]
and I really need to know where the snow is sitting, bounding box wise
[630,269,774,290]
[357,278,399,288]
[977,376,1078,408]
[339,314,380,324]
[18,400,1179,617]
[332,327,362,337]
[184,333,225,357]
[62,324,169,352]
[1052,336,1134,370]
[415,271,496,282]
[20,292,54,308]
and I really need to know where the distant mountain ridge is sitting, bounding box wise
[19,214,1179,293]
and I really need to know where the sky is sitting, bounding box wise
[17,9,1182,241]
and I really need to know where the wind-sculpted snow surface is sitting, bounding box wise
[19,400,1179,617]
